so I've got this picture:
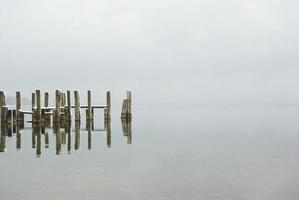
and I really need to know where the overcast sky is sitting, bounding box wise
[0,0,298,107]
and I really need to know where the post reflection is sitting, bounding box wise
[0,118,134,155]
[121,118,132,144]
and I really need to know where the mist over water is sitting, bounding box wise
[1,0,299,199]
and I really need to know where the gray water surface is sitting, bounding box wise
[0,106,299,200]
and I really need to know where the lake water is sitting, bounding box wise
[0,106,299,200]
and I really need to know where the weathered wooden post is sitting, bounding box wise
[55,90,61,124]
[32,93,36,123]
[0,91,6,124]
[44,92,50,125]
[66,90,71,122]
[74,91,80,122]
[87,90,92,121]
[105,91,111,120]
[1,106,8,124]
[16,91,21,122]
[0,91,6,108]
[36,90,41,123]
[127,90,132,119]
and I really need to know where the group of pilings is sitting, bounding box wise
[0,90,111,127]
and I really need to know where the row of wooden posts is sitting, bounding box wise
[0,90,132,126]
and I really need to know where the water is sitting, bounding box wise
[0,106,299,200]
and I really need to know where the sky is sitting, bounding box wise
[0,0,298,108]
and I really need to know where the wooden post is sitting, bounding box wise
[16,91,21,122]
[36,90,41,123]
[32,93,36,123]
[44,92,49,108]
[127,90,132,119]
[67,90,71,122]
[0,91,5,107]
[87,90,92,121]
[1,106,8,124]
[44,92,50,125]
[0,91,6,123]
[74,91,80,122]
[105,91,111,120]
[55,90,61,124]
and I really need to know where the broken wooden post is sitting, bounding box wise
[66,90,71,122]
[32,93,36,123]
[74,91,80,122]
[36,90,41,123]
[55,90,61,124]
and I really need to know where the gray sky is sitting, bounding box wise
[0,0,298,108]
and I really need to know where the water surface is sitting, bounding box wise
[0,106,299,200]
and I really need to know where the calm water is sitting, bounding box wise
[0,106,299,200]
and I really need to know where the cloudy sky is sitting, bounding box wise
[0,0,298,107]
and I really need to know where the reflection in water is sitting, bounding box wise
[0,118,133,156]
[121,118,132,144]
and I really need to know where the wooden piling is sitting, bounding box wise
[105,91,111,120]
[0,91,6,123]
[1,106,8,124]
[127,90,132,119]
[36,90,41,123]
[44,92,50,125]
[32,93,36,123]
[55,90,61,124]
[87,90,92,121]
[16,91,21,122]
[67,90,71,122]
[0,91,5,107]
[74,91,80,122]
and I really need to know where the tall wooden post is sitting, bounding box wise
[74,91,80,122]
[36,90,41,123]
[16,91,21,122]
[31,93,35,123]
[87,90,92,121]
[44,92,50,125]
[105,91,111,120]
[55,90,61,124]
[127,90,132,119]
[67,90,71,122]
[0,91,6,123]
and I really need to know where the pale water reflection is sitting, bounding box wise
[0,117,131,156]
[0,107,299,200]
